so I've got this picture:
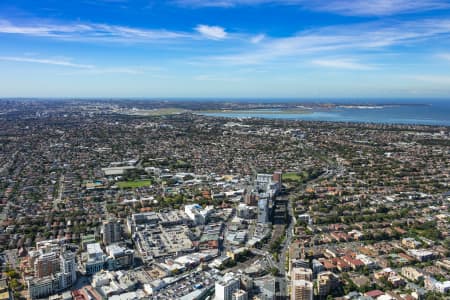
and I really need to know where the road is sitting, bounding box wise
[53,174,65,210]
[277,195,295,299]
[275,166,339,299]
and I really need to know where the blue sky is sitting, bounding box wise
[1,0,450,99]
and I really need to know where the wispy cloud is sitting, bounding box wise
[437,53,450,61]
[0,19,239,43]
[83,0,129,4]
[0,56,94,69]
[0,55,158,74]
[195,24,227,40]
[411,75,450,84]
[174,0,450,16]
[81,67,145,75]
[205,19,450,65]
[311,58,375,70]
[0,19,191,43]
[174,0,252,8]
[307,0,450,17]
[250,34,265,44]
[194,74,243,81]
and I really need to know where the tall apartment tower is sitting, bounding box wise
[316,271,340,298]
[215,274,240,300]
[27,240,77,299]
[34,252,60,278]
[291,267,313,281]
[59,252,77,288]
[244,190,258,206]
[257,198,269,224]
[291,280,313,300]
[102,219,122,245]
[272,171,283,187]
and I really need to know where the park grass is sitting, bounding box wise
[116,180,152,189]
[282,172,308,182]
[197,109,312,115]
[124,108,188,116]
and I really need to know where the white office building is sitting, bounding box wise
[185,204,214,225]
[215,273,240,300]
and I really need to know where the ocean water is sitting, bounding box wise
[200,102,450,126]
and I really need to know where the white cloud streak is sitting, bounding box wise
[0,19,236,43]
[308,0,450,17]
[206,19,450,65]
[311,58,375,70]
[194,74,243,81]
[250,34,265,44]
[174,0,273,8]
[438,53,450,61]
[411,75,450,84]
[174,0,450,16]
[0,19,191,43]
[0,56,94,69]
[0,56,157,74]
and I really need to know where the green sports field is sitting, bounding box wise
[116,180,152,188]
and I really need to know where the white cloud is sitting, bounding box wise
[195,24,227,40]
[174,0,269,8]
[81,67,144,74]
[194,74,243,81]
[0,56,94,69]
[311,58,375,70]
[174,0,450,16]
[438,53,450,61]
[206,19,450,65]
[0,19,235,43]
[0,55,159,74]
[308,0,450,17]
[411,75,450,84]
[250,34,265,44]
[0,19,190,43]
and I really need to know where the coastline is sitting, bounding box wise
[196,104,450,127]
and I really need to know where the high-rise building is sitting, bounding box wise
[291,267,313,281]
[82,242,134,275]
[34,252,59,278]
[83,243,106,275]
[291,280,313,300]
[256,174,273,190]
[215,273,240,300]
[316,271,340,298]
[272,171,282,187]
[59,252,77,288]
[27,239,77,299]
[102,219,122,245]
[106,244,134,270]
[244,190,258,206]
[257,198,269,224]
[232,289,248,300]
[289,259,309,275]
[254,276,276,300]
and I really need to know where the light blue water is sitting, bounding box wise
[200,102,450,126]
